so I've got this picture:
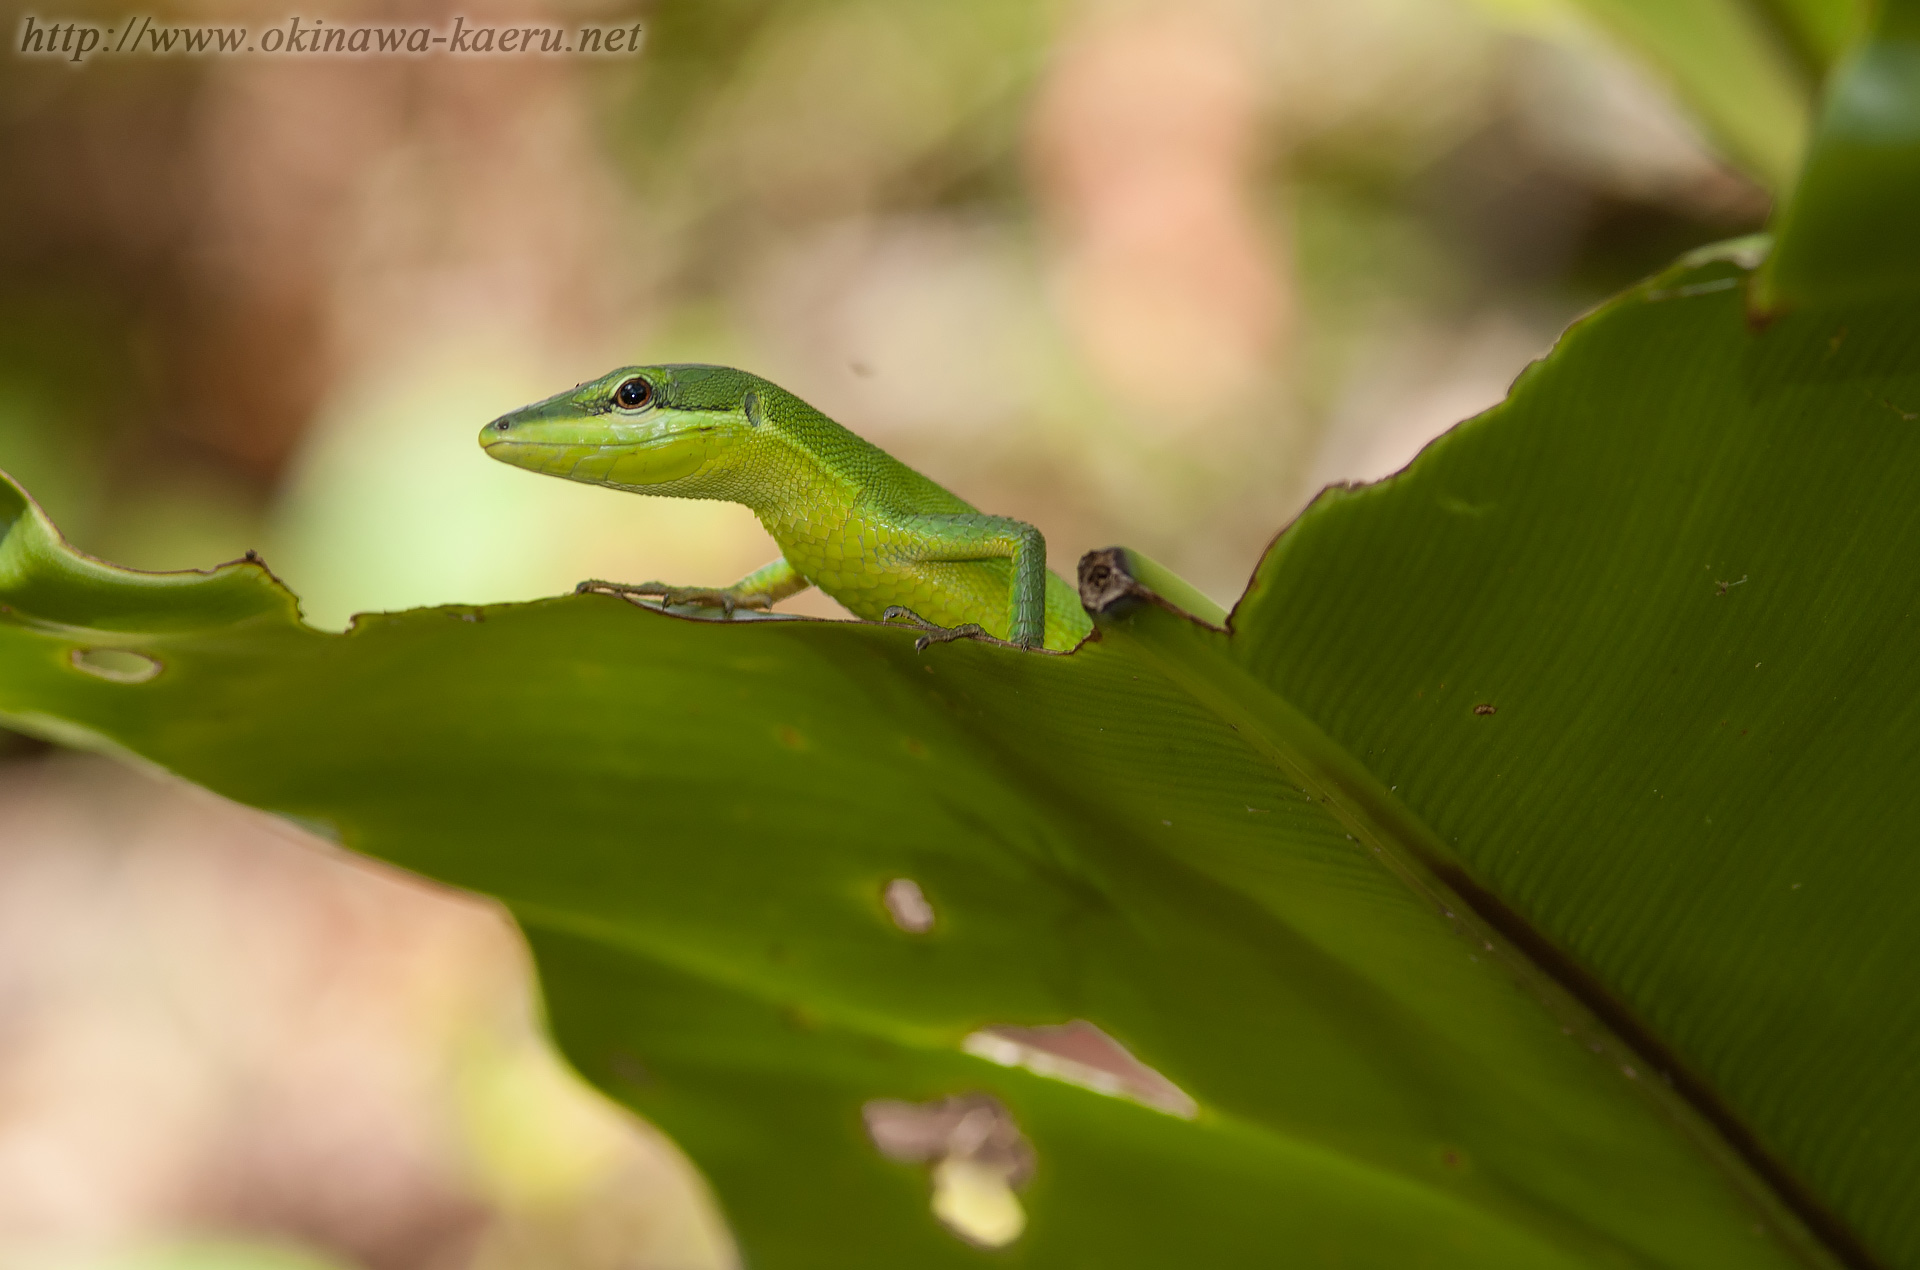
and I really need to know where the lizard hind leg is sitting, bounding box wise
[881,606,1012,653]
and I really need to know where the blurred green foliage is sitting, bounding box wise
[1561,0,1815,185]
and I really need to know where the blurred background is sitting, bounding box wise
[0,0,1777,1263]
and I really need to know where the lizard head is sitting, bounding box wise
[479,364,769,494]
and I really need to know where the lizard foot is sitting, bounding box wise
[576,580,772,619]
[881,606,1018,652]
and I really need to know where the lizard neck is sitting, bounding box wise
[720,426,867,533]
[734,400,888,525]
[757,454,863,535]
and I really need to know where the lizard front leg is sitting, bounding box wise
[578,557,810,618]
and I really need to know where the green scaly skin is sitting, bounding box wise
[479,364,1093,652]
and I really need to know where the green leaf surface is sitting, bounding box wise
[1762,0,1920,307]
[3,237,1917,1266]
[1562,0,1818,187]
[0,481,1819,1267]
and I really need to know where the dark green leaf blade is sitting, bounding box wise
[1233,246,1920,1267]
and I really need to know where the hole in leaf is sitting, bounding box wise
[882,878,935,933]
[864,1093,1032,1248]
[69,648,162,684]
[964,1020,1198,1118]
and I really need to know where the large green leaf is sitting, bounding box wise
[0,462,1826,1268]
[4,226,1920,1265]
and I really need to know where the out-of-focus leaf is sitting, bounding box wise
[1561,0,1813,187]
[1760,0,1920,307]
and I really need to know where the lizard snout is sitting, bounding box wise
[479,413,524,452]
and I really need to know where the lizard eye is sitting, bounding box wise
[614,377,654,410]
[493,418,511,431]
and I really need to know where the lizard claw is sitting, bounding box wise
[576,578,666,599]
[576,579,672,612]
[882,606,1007,652]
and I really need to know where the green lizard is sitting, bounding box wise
[479,363,1093,652]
